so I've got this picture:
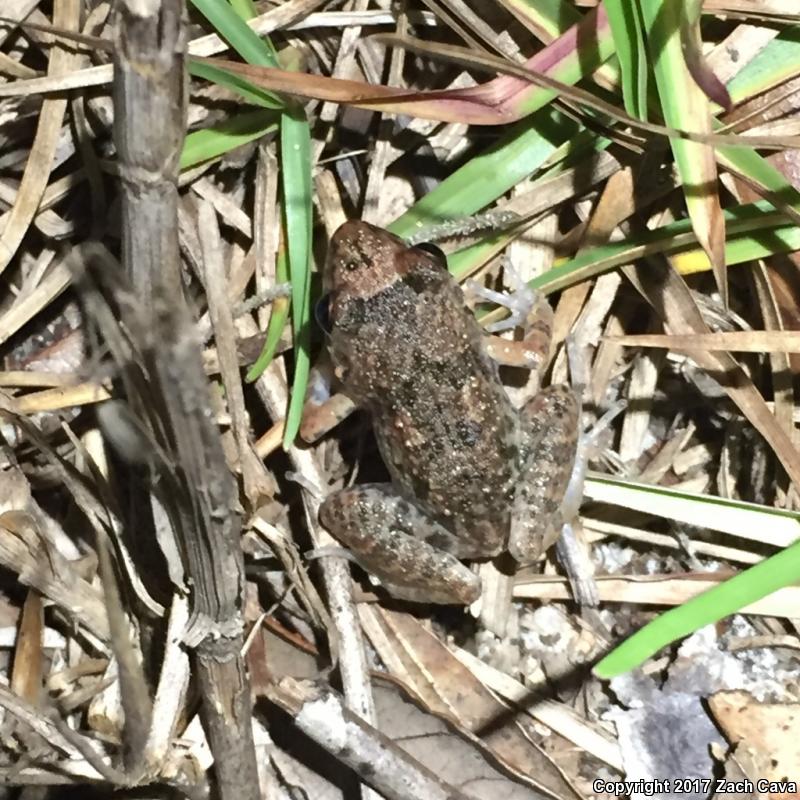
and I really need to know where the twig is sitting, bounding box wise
[267,678,474,800]
[113,0,186,301]
[110,2,260,797]
[253,367,378,725]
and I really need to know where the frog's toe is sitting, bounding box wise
[466,279,539,334]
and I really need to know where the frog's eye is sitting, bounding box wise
[315,294,333,335]
[414,241,448,267]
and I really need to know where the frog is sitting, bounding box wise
[317,220,581,605]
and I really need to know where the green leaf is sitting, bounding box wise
[501,0,582,38]
[180,110,278,169]
[188,59,283,109]
[280,108,313,449]
[245,244,290,383]
[190,0,313,448]
[443,201,800,294]
[594,537,800,678]
[389,109,578,238]
[726,25,800,105]
[604,0,648,118]
[640,0,726,301]
[189,0,277,66]
[228,0,257,21]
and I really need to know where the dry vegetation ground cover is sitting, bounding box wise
[0,1,800,799]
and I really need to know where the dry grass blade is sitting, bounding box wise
[0,507,109,642]
[366,32,800,147]
[610,330,800,353]
[361,605,585,799]
[623,257,800,491]
[515,574,800,618]
[0,0,79,273]
[197,200,275,504]
[267,677,477,800]
[0,259,74,346]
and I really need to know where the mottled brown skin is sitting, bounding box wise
[319,221,579,604]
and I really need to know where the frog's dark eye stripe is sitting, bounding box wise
[414,241,447,267]
[315,294,333,334]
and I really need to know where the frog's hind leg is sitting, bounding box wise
[508,384,581,565]
[509,382,605,608]
[319,484,481,605]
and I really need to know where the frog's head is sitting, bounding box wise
[321,221,452,398]
[324,220,448,315]
[325,220,406,297]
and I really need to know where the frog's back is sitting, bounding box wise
[326,222,518,555]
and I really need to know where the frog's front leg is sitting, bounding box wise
[482,291,554,373]
[319,484,481,604]
[299,358,358,443]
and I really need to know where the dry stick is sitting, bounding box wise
[253,368,379,726]
[0,685,119,783]
[113,0,185,302]
[143,261,260,800]
[268,678,473,800]
[112,1,259,798]
[197,200,275,506]
[362,9,406,223]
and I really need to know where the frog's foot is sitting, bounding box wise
[468,260,550,331]
[286,469,326,498]
[305,544,360,563]
[467,271,554,370]
[556,521,599,607]
[562,398,628,520]
[551,399,626,606]
[319,484,481,605]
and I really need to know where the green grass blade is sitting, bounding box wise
[604,0,648,118]
[180,110,278,169]
[388,5,616,235]
[522,202,800,294]
[640,0,725,299]
[189,0,277,66]
[228,0,257,21]
[189,0,313,446]
[428,131,613,281]
[713,28,800,219]
[726,25,800,105]
[586,475,800,545]
[245,243,290,382]
[389,109,578,238]
[188,59,283,109]
[280,107,313,449]
[444,201,800,293]
[502,0,582,38]
[593,538,800,678]
[716,142,800,221]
